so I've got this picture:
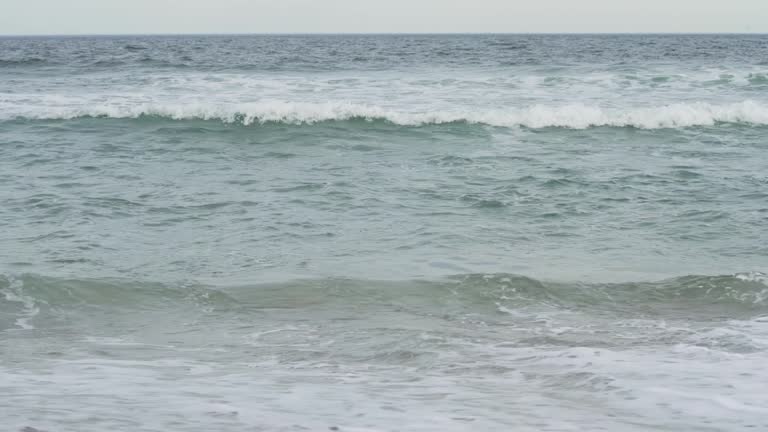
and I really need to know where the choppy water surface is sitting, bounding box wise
[1,34,768,431]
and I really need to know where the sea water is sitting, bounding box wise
[1,34,768,431]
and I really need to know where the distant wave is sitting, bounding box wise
[0,57,48,66]
[3,100,768,129]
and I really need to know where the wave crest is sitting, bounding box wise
[4,100,768,129]
[2,272,766,329]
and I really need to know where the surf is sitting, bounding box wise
[3,100,768,129]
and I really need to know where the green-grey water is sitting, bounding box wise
[1,34,768,431]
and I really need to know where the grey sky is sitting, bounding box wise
[2,0,767,35]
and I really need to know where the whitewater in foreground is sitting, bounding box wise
[1,34,768,431]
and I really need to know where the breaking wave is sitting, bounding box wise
[3,100,768,129]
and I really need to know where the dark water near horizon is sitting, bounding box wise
[2,34,768,431]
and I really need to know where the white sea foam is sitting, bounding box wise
[1,277,40,330]
[736,271,768,285]
[3,100,768,129]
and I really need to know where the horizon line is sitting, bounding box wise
[1,31,767,38]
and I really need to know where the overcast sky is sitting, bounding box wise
[2,0,767,35]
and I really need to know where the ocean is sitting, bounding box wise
[1,34,767,431]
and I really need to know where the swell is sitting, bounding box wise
[0,57,49,67]
[3,101,768,129]
[2,272,766,326]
